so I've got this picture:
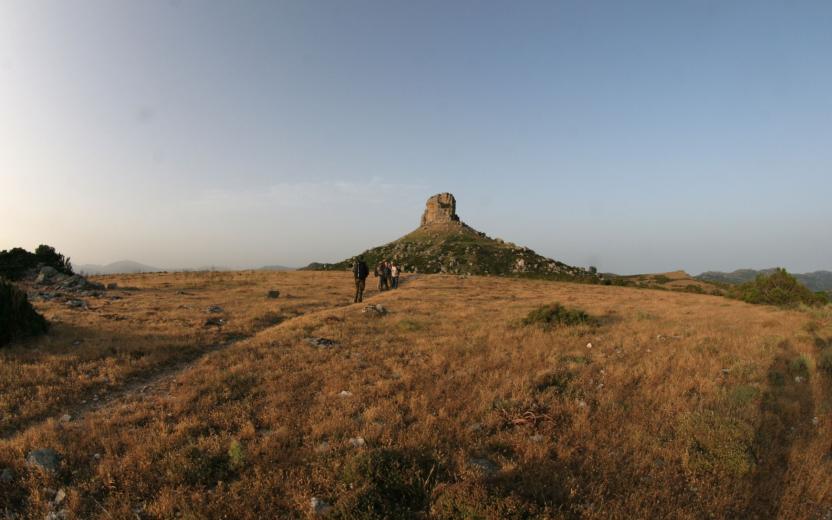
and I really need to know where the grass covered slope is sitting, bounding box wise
[1,272,830,518]
[309,222,596,281]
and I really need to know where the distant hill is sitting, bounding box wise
[305,193,597,282]
[76,260,162,275]
[259,264,296,271]
[696,269,832,293]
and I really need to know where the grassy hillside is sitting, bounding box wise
[1,271,831,518]
[308,223,597,282]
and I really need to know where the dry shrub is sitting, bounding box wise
[0,279,48,346]
[521,303,595,329]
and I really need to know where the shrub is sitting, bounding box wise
[522,303,595,329]
[818,349,832,374]
[228,439,245,470]
[335,449,440,519]
[0,244,73,280]
[729,268,828,307]
[0,279,48,346]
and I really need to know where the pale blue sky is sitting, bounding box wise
[1,1,830,273]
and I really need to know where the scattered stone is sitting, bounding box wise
[795,376,805,383]
[207,305,224,313]
[812,416,820,426]
[71,339,83,346]
[267,290,280,299]
[338,390,353,398]
[93,453,101,461]
[204,317,225,327]
[467,457,500,476]
[46,510,68,520]
[348,436,366,448]
[60,414,72,422]
[311,497,334,516]
[54,488,66,505]
[305,337,340,349]
[362,304,387,316]
[26,448,61,472]
[66,299,87,309]
[530,434,544,443]
[0,468,13,483]
[106,282,118,290]
[586,342,592,349]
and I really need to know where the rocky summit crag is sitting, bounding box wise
[308,193,597,281]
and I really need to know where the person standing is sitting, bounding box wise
[352,256,369,303]
[391,262,400,289]
[376,261,387,291]
[383,261,392,291]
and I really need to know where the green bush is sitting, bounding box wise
[522,303,595,329]
[818,349,832,374]
[0,244,73,280]
[335,449,440,519]
[0,279,48,346]
[729,268,828,307]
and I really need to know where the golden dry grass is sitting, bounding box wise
[1,271,830,518]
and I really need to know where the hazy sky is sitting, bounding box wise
[2,1,830,274]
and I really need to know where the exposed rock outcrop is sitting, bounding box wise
[421,193,461,227]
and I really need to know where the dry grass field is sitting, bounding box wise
[1,271,831,519]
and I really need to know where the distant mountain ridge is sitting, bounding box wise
[76,260,161,275]
[696,269,832,293]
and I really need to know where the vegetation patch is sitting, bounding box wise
[818,349,832,373]
[0,279,48,346]
[682,410,755,477]
[729,268,829,307]
[335,449,441,519]
[0,244,73,280]
[521,303,595,329]
[397,319,425,332]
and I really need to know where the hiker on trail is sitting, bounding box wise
[352,257,369,303]
[391,262,400,289]
[375,261,388,291]
[383,261,393,291]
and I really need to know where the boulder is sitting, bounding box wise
[26,448,61,472]
[305,337,340,349]
[35,266,59,284]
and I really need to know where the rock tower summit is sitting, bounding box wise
[420,193,461,227]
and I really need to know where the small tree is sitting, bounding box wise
[34,245,73,274]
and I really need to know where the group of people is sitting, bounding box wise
[351,257,400,303]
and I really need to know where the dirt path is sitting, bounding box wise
[1,277,423,442]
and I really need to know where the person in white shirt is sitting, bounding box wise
[391,262,400,289]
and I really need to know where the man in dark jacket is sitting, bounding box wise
[353,257,369,303]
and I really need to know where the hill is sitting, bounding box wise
[614,269,724,295]
[697,268,832,293]
[1,270,829,518]
[258,264,296,271]
[76,260,161,275]
[307,193,597,282]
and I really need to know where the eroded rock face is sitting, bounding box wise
[421,193,460,227]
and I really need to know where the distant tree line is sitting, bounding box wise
[0,245,73,281]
